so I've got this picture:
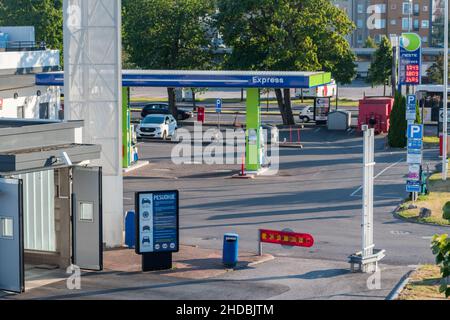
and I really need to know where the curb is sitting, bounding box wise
[386,268,416,300]
[247,254,275,267]
[393,207,450,228]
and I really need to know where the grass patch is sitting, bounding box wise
[398,265,448,300]
[423,136,440,147]
[397,172,450,226]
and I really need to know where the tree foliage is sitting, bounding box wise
[426,53,445,85]
[123,0,215,117]
[388,92,407,148]
[215,0,356,124]
[364,36,377,49]
[0,0,63,60]
[367,36,392,96]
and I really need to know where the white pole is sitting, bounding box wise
[444,0,448,181]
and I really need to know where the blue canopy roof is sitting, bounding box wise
[36,70,331,89]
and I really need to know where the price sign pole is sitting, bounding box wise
[216,98,222,132]
[443,0,449,181]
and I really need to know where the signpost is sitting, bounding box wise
[406,124,424,198]
[258,229,314,255]
[406,95,417,121]
[135,190,179,271]
[399,33,422,86]
[216,98,222,131]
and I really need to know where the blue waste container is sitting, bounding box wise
[124,210,135,248]
[223,233,239,267]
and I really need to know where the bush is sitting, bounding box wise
[443,201,450,221]
[431,234,450,298]
[388,92,407,148]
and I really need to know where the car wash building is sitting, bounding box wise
[0,119,103,293]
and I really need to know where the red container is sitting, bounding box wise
[358,97,394,134]
[197,106,205,123]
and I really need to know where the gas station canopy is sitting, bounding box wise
[36,70,331,89]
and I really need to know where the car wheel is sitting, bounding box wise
[304,116,310,123]
[299,116,306,122]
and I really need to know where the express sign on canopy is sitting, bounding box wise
[399,33,421,85]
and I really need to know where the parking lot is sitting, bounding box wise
[124,125,446,267]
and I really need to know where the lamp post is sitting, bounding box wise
[443,0,449,181]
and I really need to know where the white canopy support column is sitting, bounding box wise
[63,0,123,247]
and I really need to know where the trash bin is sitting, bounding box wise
[222,233,239,268]
[124,210,135,248]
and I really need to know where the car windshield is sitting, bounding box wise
[143,116,165,124]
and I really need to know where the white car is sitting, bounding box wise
[298,105,314,123]
[137,114,177,139]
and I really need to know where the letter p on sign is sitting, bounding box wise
[407,95,416,106]
[407,124,423,139]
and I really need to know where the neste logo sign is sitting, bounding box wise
[252,76,284,85]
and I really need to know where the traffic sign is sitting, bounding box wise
[439,108,450,123]
[406,95,416,121]
[406,180,421,193]
[407,124,424,140]
[216,98,222,113]
[259,229,314,248]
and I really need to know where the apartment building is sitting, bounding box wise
[334,0,445,48]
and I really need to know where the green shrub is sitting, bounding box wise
[431,234,450,298]
[443,202,450,221]
[388,92,407,148]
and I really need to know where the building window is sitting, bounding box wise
[413,19,419,30]
[422,36,428,43]
[0,217,13,239]
[414,3,420,15]
[402,17,410,30]
[357,19,364,29]
[377,4,386,13]
[375,34,383,43]
[357,4,364,14]
[391,4,397,10]
[421,20,429,28]
[357,34,363,44]
[402,2,412,15]
[423,5,428,12]
[375,19,386,29]
[391,19,397,25]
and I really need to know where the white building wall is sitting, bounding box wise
[0,50,59,73]
[0,85,61,119]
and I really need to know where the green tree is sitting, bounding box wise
[0,0,63,62]
[215,0,356,125]
[122,0,215,117]
[364,36,377,49]
[388,92,407,148]
[367,36,392,96]
[426,53,445,84]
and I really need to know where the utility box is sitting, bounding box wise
[328,111,351,131]
[358,97,394,134]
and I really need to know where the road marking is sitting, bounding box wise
[421,236,433,240]
[314,128,321,133]
[350,158,404,197]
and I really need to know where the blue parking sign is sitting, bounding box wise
[216,98,222,113]
[407,124,423,140]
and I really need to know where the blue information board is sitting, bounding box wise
[406,180,421,193]
[135,190,179,254]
